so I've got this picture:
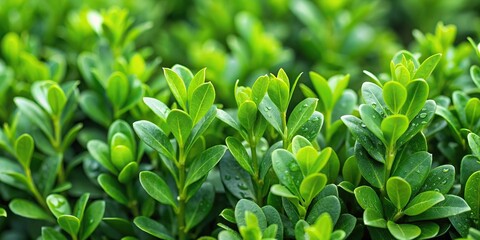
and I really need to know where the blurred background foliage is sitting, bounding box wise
[0,0,480,238]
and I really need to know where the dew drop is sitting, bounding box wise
[224,175,231,180]
[235,175,241,180]
[372,115,376,119]
[312,117,319,122]
[238,183,248,190]
[371,103,377,108]
[289,163,299,171]
[302,104,308,108]
[421,121,427,125]
[441,180,447,185]
[434,188,440,192]
[419,113,427,118]
[361,123,366,128]
[443,168,449,173]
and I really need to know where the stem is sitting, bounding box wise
[70,234,78,240]
[126,182,139,217]
[249,133,264,206]
[177,146,187,240]
[281,111,288,149]
[393,211,404,222]
[324,110,332,142]
[25,167,48,210]
[52,116,66,184]
[382,147,396,196]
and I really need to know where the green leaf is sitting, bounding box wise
[296,146,330,176]
[471,65,480,89]
[296,111,323,141]
[106,72,129,108]
[435,105,463,143]
[139,171,177,210]
[401,80,429,120]
[342,115,385,163]
[164,68,188,110]
[387,221,421,240]
[404,191,445,216]
[167,109,192,147]
[262,205,284,239]
[225,137,254,175]
[79,200,105,240]
[79,91,112,127]
[111,145,134,171]
[143,97,170,120]
[73,193,89,221]
[235,199,267,230]
[387,176,411,210]
[416,222,440,239]
[300,173,327,204]
[394,65,410,85]
[272,149,303,197]
[259,95,283,134]
[361,82,388,116]
[468,133,480,158]
[383,81,407,113]
[15,134,34,169]
[310,71,332,111]
[185,183,214,231]
[359,104,384,142]
[186,106,217,152]
[97,174,128,205]
[268,77,289,112]
[188,68,206,102]
[58,215,80,236]
[14,97,53,137]
[216,109,242,132]
[46,194,71,218]
[287,98,318,139]
[413,53,442,80]
[381,114,409,147]
[133,120,174,159]
[118,162,139,184]
[189,82,215,124]
[393,151,432,195]
[219,153,256,200]
[251,75,269,105]
[355,143,385,188]
[9,199,53,221]
[465,171,480,220]
[306,213,333,240]
[42,227,67,240]
[270,184,298,199]
[408,195,470,221]
[306,195,341,225]
[420,165,455,194]
[342,156,361,186]
[397,100,436,147]
[134,216,174,240]
[87,140,118,175]
[0,208,6,217]
[47,85,67,115]
[354,186,383,214]
[185,145,227,187]
[364,208,387,228]
[465,98,480,129]
[238,100,257,131]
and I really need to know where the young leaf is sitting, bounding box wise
[139,171,177,210]
[381,114,409,147]
[272,149,303,197]
[413,53,442,80]
[185,145,227,187]
[167,109,193,147]
[188,68,206,101]
[383,81,407,113]
[251,75,269,105]
[189,82,215,124]
[238,100,257,131]
[403,191,445,216]
[106,72,129,108]
[268,77,289,112]
[354,186,383,214]
[134,216,174,240]
[47,85,67,115]
[364,208,387,228]
[118,162,139,184]
[287,98,318,139]
[143,97,170,120]
[164,68,188,110]
[258,95,283,134]
[73,193,89,221]
[401,80,429,120]
[79,200,105,240]
[310,71,332,111]
[87,140,118,175]
[387,221,421,240]
[225,137,254,175]
[465,98,480,128]
[47,194,71,218]
[387,177,411,210]
[300,173,327,204]
[15,134,34,169]
[58,215,80,236]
